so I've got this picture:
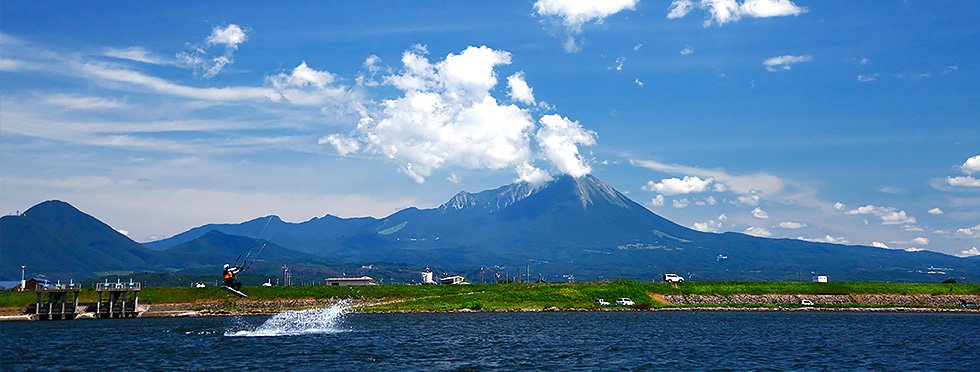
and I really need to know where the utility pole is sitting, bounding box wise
[21,265,26,292]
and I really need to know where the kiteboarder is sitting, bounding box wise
[223,263,243,291]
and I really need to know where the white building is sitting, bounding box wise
[421,270,436,285]
[812,275,828,283]
[439,275,468,285]
[325,276,375,286]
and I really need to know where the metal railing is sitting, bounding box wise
[34,282,83,292]
[96,282,141,291]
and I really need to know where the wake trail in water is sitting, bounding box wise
[224,301,350,337]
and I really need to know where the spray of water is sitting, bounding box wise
[225,300,350,337]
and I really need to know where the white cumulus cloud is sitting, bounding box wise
[693,218,723,232]
[506,72,536,105]
[956,224,980,237]
[947,176,980,187]
[943,155,980,188]
[534,0,638,52]
[799,235,849,244]
[207,24,248,48]
[643,176,713,195]
[778,221,806,229]
[845,205,917,226]
[958,247,980,257]
[673,198,691,208]
[961,155,980,174]
[650,194,665,207]
[751,207,769,219]
[745,226,773,237]
[325,45,595,184]
[318,134,360,156]
[927,207,944,215]
[763,54,812,72]
[911,237,930,246]
[536,114,597,178]
[669,0,807,26]
[871,241,889,248]
[535,0,638,32]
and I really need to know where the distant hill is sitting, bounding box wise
[147,175,980,282]
[0,200,156,279]
[153,230,337,275]
[0,201,412,281]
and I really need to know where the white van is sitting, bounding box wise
[663,274,684,283]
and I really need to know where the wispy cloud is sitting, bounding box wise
[632,159,789,202]
[102,46,175,65]
[857,73,877,82]
[763,54,812,72]
[177,24,250,77]
[78,62,280,102]
[42,93,126,110]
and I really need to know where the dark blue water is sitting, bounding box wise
[2,309,977,370]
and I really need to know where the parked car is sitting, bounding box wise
[594,298,610,306]
[616,298,635,306]
[800,299,815,306]
[663,274,685,283]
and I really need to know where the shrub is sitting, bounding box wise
[632,302,652,310]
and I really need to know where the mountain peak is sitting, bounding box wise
[570,175,631,209]
[23,200,81,217]
[438,180,540,213]
[434,174,634,216]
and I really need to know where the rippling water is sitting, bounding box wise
[2,310,977,370]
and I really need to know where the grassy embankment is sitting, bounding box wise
[1,281,976,312]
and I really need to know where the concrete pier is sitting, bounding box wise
[31,282,81,320]
[95,281,141,318]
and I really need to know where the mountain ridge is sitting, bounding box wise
[141,175,980,281]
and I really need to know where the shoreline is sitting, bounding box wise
[3,303,979,322]
[3,282,978,321]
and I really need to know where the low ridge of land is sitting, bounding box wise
[2,282,978,317]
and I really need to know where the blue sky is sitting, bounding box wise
[1,1,978,257]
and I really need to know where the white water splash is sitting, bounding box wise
[225,301,350,337]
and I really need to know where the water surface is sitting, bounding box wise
[2,310,977,370]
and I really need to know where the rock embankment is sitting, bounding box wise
[661,294,980,307]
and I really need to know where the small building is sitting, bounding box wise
[10,277,51,292]
[421,269,436,285]
[325,276,375,286]
[812,275,828,283]
[439,275,468,285]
